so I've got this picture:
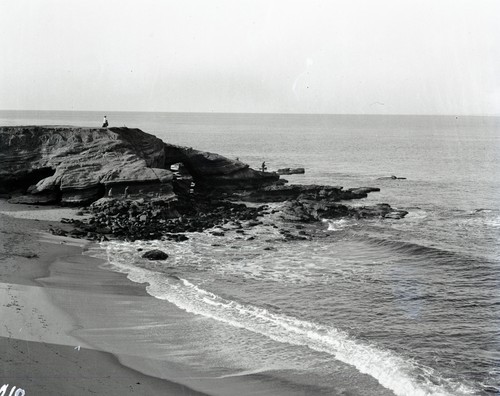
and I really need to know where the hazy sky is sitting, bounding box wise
[1,0,499,114]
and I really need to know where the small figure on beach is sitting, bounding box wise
[102,115,109,128]
[261,161,267,172]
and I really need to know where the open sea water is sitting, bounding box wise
[2,110,500,395]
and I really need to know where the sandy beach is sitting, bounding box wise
[0,200,207,396]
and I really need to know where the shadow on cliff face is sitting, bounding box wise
[0,167,55,194]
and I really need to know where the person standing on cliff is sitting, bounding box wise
[261,161,267,172]
[102,115,109,128]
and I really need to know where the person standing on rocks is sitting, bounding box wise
[102,115,109,128]
[261,161,267,172]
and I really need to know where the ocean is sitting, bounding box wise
[2,110,499,395]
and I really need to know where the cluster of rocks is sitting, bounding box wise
[281,200,408,222]
[50,195,269,242]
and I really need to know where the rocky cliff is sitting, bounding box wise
[0,125,407,241]
[0,126,279,205]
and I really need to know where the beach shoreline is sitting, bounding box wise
[0,200,207,395]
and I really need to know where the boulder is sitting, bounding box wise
[142,249,169,260]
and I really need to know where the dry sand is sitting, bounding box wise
[0,200,207,395]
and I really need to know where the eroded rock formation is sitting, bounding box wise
[0,126,171,204]
[0,126,278,205]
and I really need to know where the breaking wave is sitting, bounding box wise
[96,243,472,396]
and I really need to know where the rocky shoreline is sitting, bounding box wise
[0,126,407,243]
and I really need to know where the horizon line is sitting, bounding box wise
[0,109,499,118]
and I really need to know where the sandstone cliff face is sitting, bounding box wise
[0,126,172,204]
[0,126,279,205]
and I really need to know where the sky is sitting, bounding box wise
[0,0,499,115]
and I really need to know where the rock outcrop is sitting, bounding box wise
[0,126,278,205]
[277,167,305,175]
[0,126,172,204]
[163,145,279,191]
[239,184,380,202]
[281,200,408,222]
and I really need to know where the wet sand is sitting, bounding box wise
[0,200,207,395]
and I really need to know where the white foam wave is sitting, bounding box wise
[485,215,500,228]
[95,243,471,396]
[94,235,361,286]
[323,218,351,231]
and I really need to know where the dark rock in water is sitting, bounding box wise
[350,203,408,219]
[240,184,377,203]
[346,187,380,196]
[142,249,169,260]
[49,227,68,236]
[377,175,407,180]
[383,210,409,219]
[277,167,305,175]
[281,200,408,222]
